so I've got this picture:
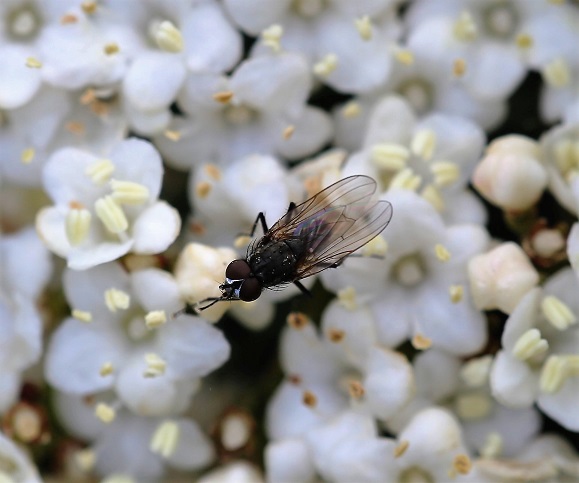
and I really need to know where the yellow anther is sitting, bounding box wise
[104,288,130,312]
[103,43,120,55]
[513,328,549,361]
[390,168,422,191]
[542,58,570,88]
[95,403,116,423]
[371,143,410,171]
[94,196,128,234]
[72,309,92,322]
[354,15,373,41]
[449,284,464,303]
[338,286,357,310]
[421,184,445,212]
[435,243,451,262]
[110,179,150,205]
[144,353,166,378]
[145,310,167,329]
[150,420,180,458]
[99,362,114,376]
[313,53,338,77]
[431,161,460,187]
[262,24,283,52]
[411,129,436,160]
[154,21,183,53]
[542,295,577,330]
[453,11,477,42]
[20,147,35,164]
[456,392,491,419]
[25,57,42,68]
[86,159,115,185]
[341,101,361,118]
[66,208,92,246]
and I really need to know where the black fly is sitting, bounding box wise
[185,175,392,312]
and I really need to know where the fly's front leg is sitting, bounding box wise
[294,280,312,297]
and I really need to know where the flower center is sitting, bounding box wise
[396,79,433,114]
[293,0,326,18]
[7,4,42,41]
[393,254,426,287]
[482,2,518,39]
[224,104,257,125]
[398,466,434,483]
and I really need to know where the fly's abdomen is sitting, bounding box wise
[248,239,305,287]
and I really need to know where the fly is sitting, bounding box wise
[185,175,392,312]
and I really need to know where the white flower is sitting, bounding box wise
[0,430,41,482]
[155,52,333,168]
[224,0,400,93]
[468,242,539,314]
[540,120,579,215]
[45,262,230,418]
[342,95,487,224]
[472,134,547,212]
[53,392,215,481]
[0,227,52,412]
[199,461,264,483]
[36,138,180,269]
[321,189,489,356]
[0,85,128,188]
[490,268,579,431]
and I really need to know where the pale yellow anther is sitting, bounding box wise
[99,362,114,377]
[20,147,35,164]
[150,421,180,458]
[72,309,92,322]
[453,11,478,42]
[453,58,467,78]
[449,284,464,303]
[164,129,181,141]
[394,440,409,458]
[95,403,116,423]
[145,310,167,329]
[262,24,283,52]
[435,243,451,262]
[81,1,97,14]
[542,58,570,88]
[341,101,361,118]
[455,392,491,419]
[431,161,460,187]
[25,57,42,68]
[313,53,338,77]
[516,33,533,50]
[540,355,568,393]
[154,21,183,53]
[205,164,222,180]
[412,334,432,350]
[95,196,128,234]
[110,179,150,205]
[371,143,410,171]
[104,288,130,312]
[421,184,445,212]
[362,235,388,257]
[104,43,120,55]
[144,353,166,378]
[234,235,252,248]
[354,15,373,41]
[75,448,96,472]
[283,125,295,140]
[213,90,234,104]
[453,454,472,476]
[390,168,422,191]
[542,295,577,330]
[393,48,414,65]
[66,208,92,246]
[196,181,212,199]
[513,328,549,361]
[553,139,577,176]
[411,129,436,161]
[86,159,115,185]
[101,476,134,483]
[461,355,493,387]
[481,432,503,458]
[338,286,357,310]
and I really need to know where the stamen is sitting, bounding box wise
[371,143,410,171]
[421,184,445,212]
[516,33,533,50]
[461,355,493,387]
[103,43,120,55]
[431,161,460,187]
[104,288,130,312]
[302,390,317,408]
[542,58,570,88]
[354,16,372,41]
[25,57,42,68]
[456,392,491,419]
[390,168,422,191]
[20,147,35,164]
[394,440,409,458]
[99,362,114,377]
[453,11,478,42]
[287,312,309,329]
[81,1,98,14]
[512,328,549,361]
[449,284,464,303]
[453,454,472,475]
[362,235,388,257]
[412,333,432,350]
[95,403,116,423]
[204,164,222,180]
[348,380,365,399]
[262,24,283,52]
[341,101,361,118]
[327,328,345,343]
[313,53,338,77]
[435,243,451,262]
[144,353,166,378]
[452,58,467,78]
[164,129,181,141]
[337,286,357,310]
[154,21,183,53]
[411,129,436,161]
[94,196,128,234]
[75,448,96,472]
[392,47,414,65]
[72,309,92,322]
[283,124,295,139]
[234,235,252,248]
[541,295,577,330]
[213,90,234,104]
[66,208,92,246]
[86,159,115,185]
[145,310,167,329]
[540,355,568,393]
[150,420,180,458]
[110,179,150,205]
[481,432,503,458]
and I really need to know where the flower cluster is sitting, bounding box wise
[2,0,579,481]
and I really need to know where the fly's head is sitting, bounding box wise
[220,259,262,302]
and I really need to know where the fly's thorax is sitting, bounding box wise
[248,239,306,287]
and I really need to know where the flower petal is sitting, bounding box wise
[131,201,181,254]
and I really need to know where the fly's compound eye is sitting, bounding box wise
[239,277,262,302]
[225,259,251,280]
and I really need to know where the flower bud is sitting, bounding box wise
[468,242,539,314]
[472,135,547,211]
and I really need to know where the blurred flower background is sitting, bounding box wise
[1,0,579,481]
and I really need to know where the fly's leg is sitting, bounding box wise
[294,280,312,297]
[283,202,297,224]
[172,298,223,317]
[237,212,270,240]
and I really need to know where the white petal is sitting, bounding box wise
[131,268,182,313]
[0,45,41,109]
[131,201,181,254]
[223,0,290,34]
[67,239,135,270]
[490,351,538,408]
[0,431,42,482]
[538,377,579,431]
[265,439,316,483]
[52,392,105,442]
[45,318,127,394]
[414,349,461,401]
[363,95,416,148]
[0,370,20,413]
[123,52,186,111]
[166,418,215,470]
[157,317,230,379]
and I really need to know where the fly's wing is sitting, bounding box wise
[266,175,392,279]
